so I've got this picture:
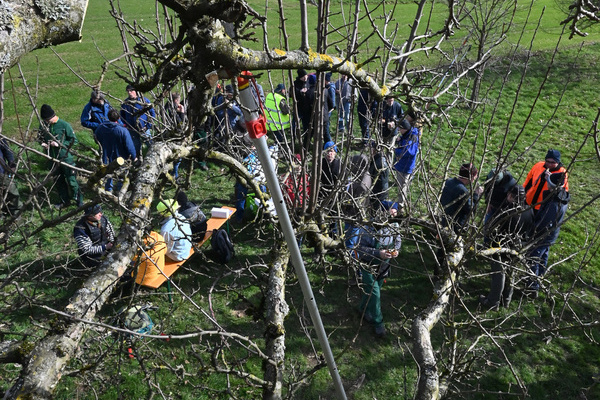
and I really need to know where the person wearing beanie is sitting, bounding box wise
[523,149,569,212]
[120,84,156,158]
[393,119,420,210]
[264,83,291,143]
[320,141,341,200]
[94,109,137,192]
[38,104,83,209]
[81,90,113,134]
[157,199,193,262]
[440,163,484,234]
[73,204,115,268]
[480,185,534,309]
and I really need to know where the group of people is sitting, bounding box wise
[74,190,207,269]
[34,85,159,209]
[438,150,570,310]
[1,73,574,342]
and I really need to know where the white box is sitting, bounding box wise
[211,207,232,218]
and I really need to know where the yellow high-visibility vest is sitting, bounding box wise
[264,93,290,132]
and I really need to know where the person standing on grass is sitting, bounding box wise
[320,141,341,199]
[80,90,113,135]
[526,172,570,295]
[264,83,291,144]
[120,84,156,158]
[94,109,137,193]
[73,204,115,268]
[440,163,484,234]
[393,119,420,211]
[0,138,22,216]
[347,208,401,338]
[479,185,533,309]
[523,149,569,213]
[39,104,83,209]
[377,94,404,143]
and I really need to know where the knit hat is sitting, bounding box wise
[85,204,102,216]
[323,141,338,152]
[274,83,285,94]
[297,69,307,78]
[175,191,189,207]
[399,119,412,131]
[308,74,317,85]
[156,199,178,217]
[90,90,104,101]
[459,163,478,179]
[126,84,135,91]
[325,72,332,81]
[40,104,56,120]
[545,149,561,164]
[225,84,234,93]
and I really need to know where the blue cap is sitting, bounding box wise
[324,141,338,152]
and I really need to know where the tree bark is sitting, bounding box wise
[263,248,290,400]
[0,0,89,73]
[411,238,464,400]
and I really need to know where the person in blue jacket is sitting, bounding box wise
[81,90,113,134]
[393,119,420,210]
[120,84,156,157]
[95,109,137,192]
[526,172,570,294]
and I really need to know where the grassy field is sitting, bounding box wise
[2,1,600,399]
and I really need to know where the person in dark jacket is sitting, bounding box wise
[483,168,518,224]
[81,90,113,134]
[440,163,484,234]
[95,109,137,192]
[357,87,375,144]
[320,141,341,199]
[120,84,156,157]
[480,185,534,309]
[73,204,115,268]
[39,104,83,208]
[526,172,570,293]
[0,138,22,216]
[176,191,207,241]
[346,215,401,338]
[292,69,314,136]
[377,94,404,143]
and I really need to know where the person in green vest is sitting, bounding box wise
[264,84,290,144]
[39,104,83,209]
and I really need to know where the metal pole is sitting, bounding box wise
[236,72,347,400]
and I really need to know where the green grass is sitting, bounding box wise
[2,1,600,399]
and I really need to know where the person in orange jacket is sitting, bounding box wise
[523,149,569,212]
